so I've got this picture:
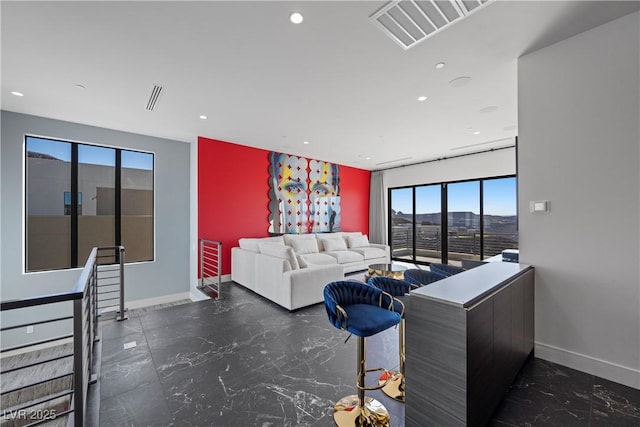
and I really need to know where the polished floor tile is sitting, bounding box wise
[98,283,640,426]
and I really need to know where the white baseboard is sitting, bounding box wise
[122,292,194,310]
[535,341,640,390]
[190,290,209,301]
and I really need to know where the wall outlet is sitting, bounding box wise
[26,325,34,334]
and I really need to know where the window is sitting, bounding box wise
[388,176,517,266]
[390,187,413,261]
[415,185,441,263]
[483,177,518,259]
[25,136,154,272]
[447,181,480,265]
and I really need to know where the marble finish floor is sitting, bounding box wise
[98,283,639,426]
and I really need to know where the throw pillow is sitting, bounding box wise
[258,242,299,270]
[347,234,370,248]
[283,233,316,247]
[239,236,284,252]
[321,238,348,252]
[290,238,319,254]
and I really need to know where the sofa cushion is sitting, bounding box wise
[290,238,319,254]
[324,250,364,264]
[239,236,285,252]
[342,231,363,239]
[316,233,342,250]
[297,253,338,268]
[349,246,386,260]
[347,234,370,248]
[258,242,299,270]
[320,237,348,252]
[283,233,316,247]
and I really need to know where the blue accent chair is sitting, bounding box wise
[429,263,465,277]
[403,269,447,286]
[323,280,402,426]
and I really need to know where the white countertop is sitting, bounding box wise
[410,262,532,308]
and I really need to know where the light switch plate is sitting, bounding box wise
[530,200,550,213]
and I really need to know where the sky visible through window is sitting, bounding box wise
[393,177,517,216]
[27,137,153,170]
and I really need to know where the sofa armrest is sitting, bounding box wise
[231,247,257,289]
[368,243,391,262]
[284,264,345,310]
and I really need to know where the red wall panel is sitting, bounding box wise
[339,165,371,234]
[198,137,370,275]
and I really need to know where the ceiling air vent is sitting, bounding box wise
[370,0,494,50]
[145,84,163,111]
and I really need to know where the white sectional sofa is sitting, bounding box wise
[231,232,390,310]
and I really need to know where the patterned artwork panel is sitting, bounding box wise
[268,152,340,234]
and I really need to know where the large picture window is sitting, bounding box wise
[25,136,154,272]
[389,176,517,266]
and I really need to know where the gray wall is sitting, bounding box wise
[1,111,191,303]
[518,12,639,388]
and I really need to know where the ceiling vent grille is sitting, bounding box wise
[145,84,163,111]
[370,0,494,50]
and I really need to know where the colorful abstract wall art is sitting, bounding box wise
[268,152,341,234]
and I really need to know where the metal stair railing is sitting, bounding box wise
[199,239,222,299]
[0,246,126,426]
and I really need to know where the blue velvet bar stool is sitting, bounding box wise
[366,276,414,403]
[323,280,402,427]
[428,262,465,277]
[403,269,447,287]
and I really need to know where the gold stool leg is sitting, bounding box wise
[379,319,405,402]
[333,336,390,427]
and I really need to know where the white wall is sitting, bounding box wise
[383,145,516,189]
[518,12,639,389]
[1,111,192,304]
[377,146,516,242]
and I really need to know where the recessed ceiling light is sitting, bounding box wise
[473,131,481,135]
[75,84,86,90]
[11,91,24,97]
[435,62,446,70]
[417,96,427,102]
[199,115,207,120]
[365,156,371,160]
[449,76,472,87]
[289,12,303,24]
[303,141,309,145]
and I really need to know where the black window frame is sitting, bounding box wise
[388,174,518,265]
[24,135,155,272]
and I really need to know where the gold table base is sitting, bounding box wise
[333,395,390,427]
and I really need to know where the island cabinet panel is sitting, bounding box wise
[405,263,535,427]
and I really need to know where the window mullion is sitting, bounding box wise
[115,150,122,249]
[70,144,78,268]
[441,183,448,264]
[479,180,484,260]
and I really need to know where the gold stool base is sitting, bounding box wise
[333,395,390,427]
[378,370,405,402]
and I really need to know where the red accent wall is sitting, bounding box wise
[339,165,371,233]
[198,137,370,275]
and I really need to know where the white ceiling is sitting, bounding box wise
[2,1,638,170]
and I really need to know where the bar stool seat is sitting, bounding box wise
[324,280,402,427]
